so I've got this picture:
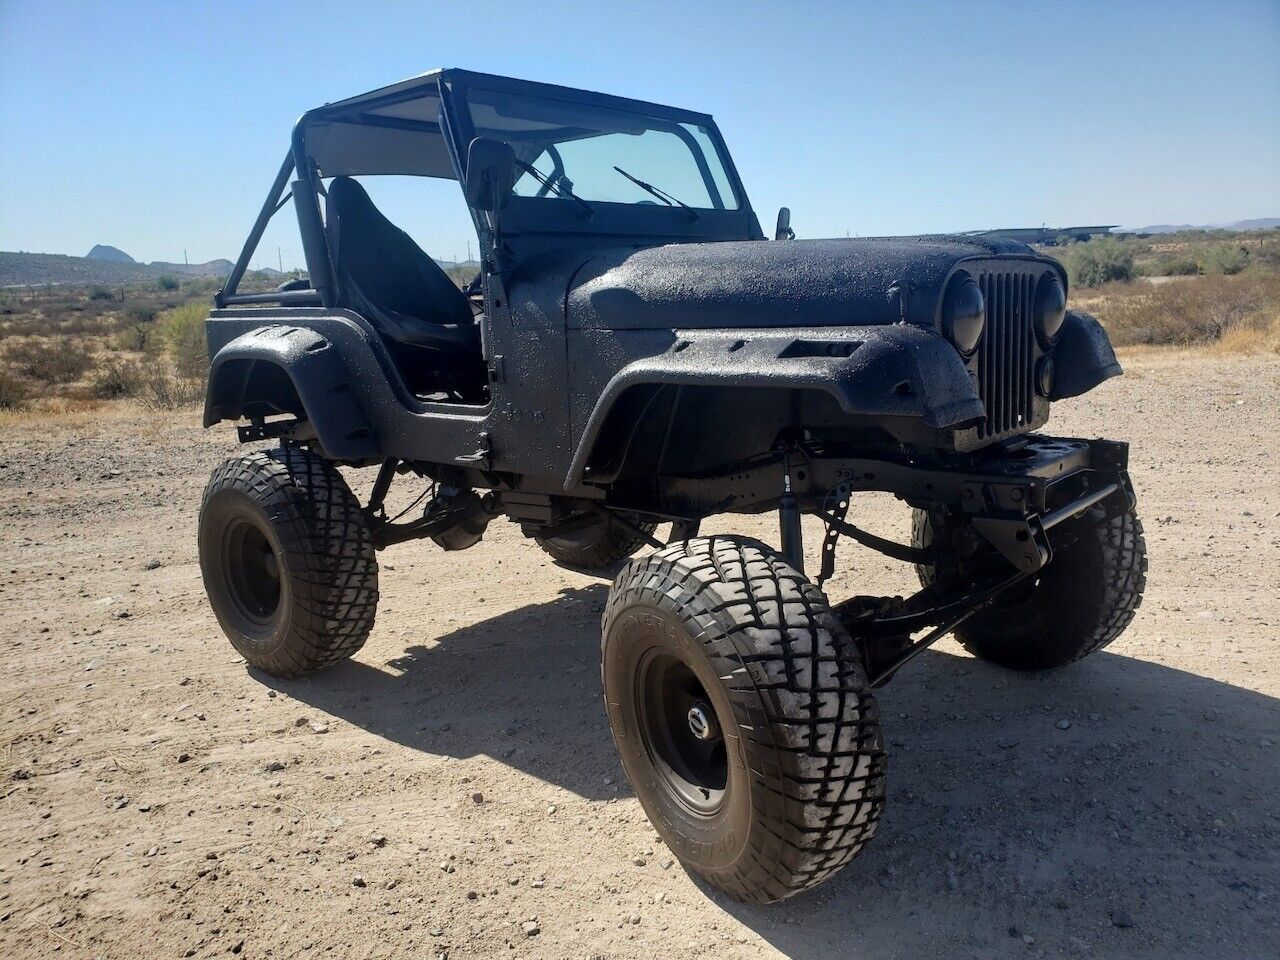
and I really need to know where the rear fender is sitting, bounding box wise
[566,325,983,488]
[204,325,379,461]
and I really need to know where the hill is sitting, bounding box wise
[1,250,233,287]
[1127,218,1280,234]
[85,244,136,264]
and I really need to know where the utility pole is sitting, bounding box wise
[184,248,189,266]
[466,240,472,264]
[278,246,283,273]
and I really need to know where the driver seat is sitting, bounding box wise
[325,176,478,354]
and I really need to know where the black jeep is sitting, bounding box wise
[198,69,1146,903]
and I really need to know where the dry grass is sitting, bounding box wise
[0,394,111,429]
[1081,272,1280,351]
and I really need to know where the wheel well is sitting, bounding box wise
[584,383,856,483]
[207,358,305,423]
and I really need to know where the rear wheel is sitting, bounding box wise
[199,446,378,678]
[535,510,657,571]
[603,536,886,903]
[912,503,1147,670]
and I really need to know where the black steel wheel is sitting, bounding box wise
[603,536,886,904]
[636,651,728,814]
[535,509,656,572]
[199,446,378,678]
[912,502,1147,670]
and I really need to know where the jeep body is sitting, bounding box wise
[205,69,1121,519]
[197,69,1143,904]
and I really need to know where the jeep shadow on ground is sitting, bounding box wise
[257,583,624,801]
[262,584,1279,959]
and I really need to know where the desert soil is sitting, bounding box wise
[1,349,1277,960]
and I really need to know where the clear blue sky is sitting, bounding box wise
[2,0,1278,269]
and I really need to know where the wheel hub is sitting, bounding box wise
[687,702,718,741]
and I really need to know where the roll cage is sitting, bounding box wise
[216,68,762,310]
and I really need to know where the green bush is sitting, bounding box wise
[1141,256,1199,277]
[88,285,114,301]
[1060,237,1135,288]
[113,323,151,352]
[157,274,180,291]
[152,301,208,382]
[1202,244,1250,276]
[0,367,30,410]
[5,338,94,384]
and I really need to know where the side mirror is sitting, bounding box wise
[775,207,795,241]
[464,138,516,212]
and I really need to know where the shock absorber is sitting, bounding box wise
[779,452,804,574]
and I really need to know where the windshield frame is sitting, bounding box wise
[439,69,761,244]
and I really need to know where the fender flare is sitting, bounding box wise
[565,324,984,489]
[204,325,379,461]
[1049,310,1123,400]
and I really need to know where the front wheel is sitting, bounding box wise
[602,536,886,903]
[198,447,378,678]
[912,502,1147,670]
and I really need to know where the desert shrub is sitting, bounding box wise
[88,285,114,301]
[1251,244,1280,270]
[90,356,146,398]
[1060,237,1134,288]
[157,274,180,291]
[5,337,94,384]
[181,276,220,296]
[1094,272,1280,347]
[126,303,159,325]
[0,367,30,410]
[1201,244,1250,276]
[134,368,205,409]
[1141,256,1199,277]
[152,301,208,380]
[113,323,152,351]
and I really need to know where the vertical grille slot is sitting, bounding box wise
[975,270,1036,439]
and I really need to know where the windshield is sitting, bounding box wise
[465,88,740,210]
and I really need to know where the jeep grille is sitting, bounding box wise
[974,269,1037,439]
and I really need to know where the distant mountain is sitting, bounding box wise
[1,250,234,286]
[149,258,236,277]
[1228,218,1280,231]
[86,244,136,264]
[1125,218,1280,234]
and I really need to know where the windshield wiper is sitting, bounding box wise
[514,160,593,218]
[613,166,698,221]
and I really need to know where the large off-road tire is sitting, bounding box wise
[912,503,1147,671]
[199,446,378,678]
[535,510,657,571]
[602,536,886,903]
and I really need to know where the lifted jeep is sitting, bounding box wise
[198,69,1146,903]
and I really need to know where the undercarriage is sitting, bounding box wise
[356,433,1133,687]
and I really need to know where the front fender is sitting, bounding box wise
[1049,310,1123,400]
[566,324,983,488]
[204,325,379,461]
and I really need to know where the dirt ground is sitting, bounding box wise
[1,348,1277,960]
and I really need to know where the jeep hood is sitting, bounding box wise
[567,235,1036,330]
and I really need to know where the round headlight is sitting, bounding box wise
[943,276,985,356]
[1034,275,1067,348]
